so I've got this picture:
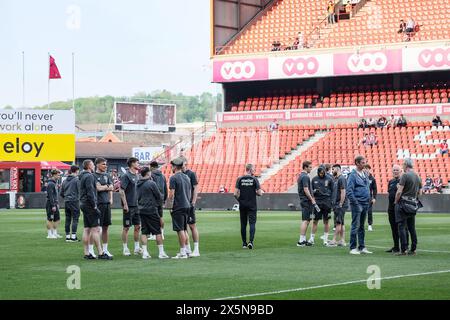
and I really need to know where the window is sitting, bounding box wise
[0,169,10,190]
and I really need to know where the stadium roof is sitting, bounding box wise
[76,141,142,159]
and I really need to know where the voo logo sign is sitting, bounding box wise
[418,48,450,68]
[282,57,319,76]
[347,52,387,72]
[220,61,256,80]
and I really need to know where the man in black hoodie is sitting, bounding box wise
[60,165,80,242]
[79,160,111,260]
[150,160,168,240]
[137,167,169,259]
[364,164,378,232]
[46,169,62,239]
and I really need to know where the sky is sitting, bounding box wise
[0,0,218,108]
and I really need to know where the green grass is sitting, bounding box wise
[1,209,450,300]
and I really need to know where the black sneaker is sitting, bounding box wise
[305,241,313,247]
[84,254,97,260]
[247,242,254,250]
[297,241,307,247]
[242,242,248,249]
[407,250,416,256]
[65,237,73,242]
[98,253,113,260]
[71,237,81,242]
[385,247,397,253]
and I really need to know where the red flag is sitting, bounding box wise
[49,55,61,79]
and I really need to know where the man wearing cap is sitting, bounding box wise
[180,156,200,257]
[166,157,192,259]
[46,169,62,239]
[150,160,168,240]
[60,165,80,242]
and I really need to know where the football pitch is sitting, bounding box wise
[1,209,450,300]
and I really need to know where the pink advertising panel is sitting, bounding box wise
[363,105,437,117]
[221,111,285,122]
[269,53,333,79]
[403,46,450,72]
[442,104,450,115]
[213,58,269,82]
[333,49,402,75]
[290,108,359,120]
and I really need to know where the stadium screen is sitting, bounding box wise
[114,102,176,132]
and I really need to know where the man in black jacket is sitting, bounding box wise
[386,164,402,253]
[80,160,111,260]
[364,165,378,231]
[46,169,62,239]
[150,160,168,240]
[60,165,80,242]
[137,167,169,259]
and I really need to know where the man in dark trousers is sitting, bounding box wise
[386,164,402,253]
[328,164,348,247]
[180,156,200,257]
[150,161,168,240]
[46,169,62,239]
[364,164,378,232]
[120,157,141,256]
[80,160,111,260]
[166,157,192,259]
[311,166,335,245]
[234,164,264,249]
[395,158,422,256]
[137,166,169,259]
[60,165,80,242]
[94,158,114,258]
[297,161,316,247]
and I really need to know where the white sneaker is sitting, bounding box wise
[368,225,373,232]
[360,248,373,254]
[308,239,315,245]
[142,252,151,259]
[54,233,63,239]
[123,247,131,256]
[326,240,337,247]
[190,251,200,257]
[148,235,156,241]
[134,248,143,255]
[319,235,325,240]
[104,250,114,258]
[89,252,97,259]
[337,240,347,247]
[350,249,361,255]
[172,253,188,259]
[47,234,57,239]
[158,253,170,259]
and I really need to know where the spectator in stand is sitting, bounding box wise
[111,169,121,192]
[297,32,304,49]
[423,175,434,194]
[432,116,443,127]
[218,185,228,193]
[434,177,443,193]
[358,118,368,129]
[386,114,397,128]
[405,17,415,41]
[377,116,387,128]
[397,114,407,127]
[440,139,449,155]
[368,132,377,146]
[345,1,353,18]
[268,119,279,131]
[359,133,370,147]
[397,19,406,34]
[327,1,336,24]
[271,41,282,51]
[367,117,377,128]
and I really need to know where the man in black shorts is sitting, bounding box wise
[120,157,141,256]
[328,164,348,247]
[150,161,168,240]
[166,157,192,259]
[60,165,80,242]
[46,169,62,239]
[311,165,335,245]
[80,160,110,260]
[180,156,200,257]
[137,167,169,259]
[234,164,263,249]
[94,158,114,258]
[297,161,317,247]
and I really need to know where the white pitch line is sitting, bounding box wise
[369,245,450,254]
[213,269,450,300]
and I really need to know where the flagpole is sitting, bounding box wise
[72,52,75,110]
[22,51,25,108]
[47,52,50,109]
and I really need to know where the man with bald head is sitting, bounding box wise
[386,164,402,253]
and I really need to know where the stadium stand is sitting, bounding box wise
[228,81,449,111]
[219,0,450,55]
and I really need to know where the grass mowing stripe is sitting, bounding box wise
[213,269,450,300]
[369,245,450,254]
